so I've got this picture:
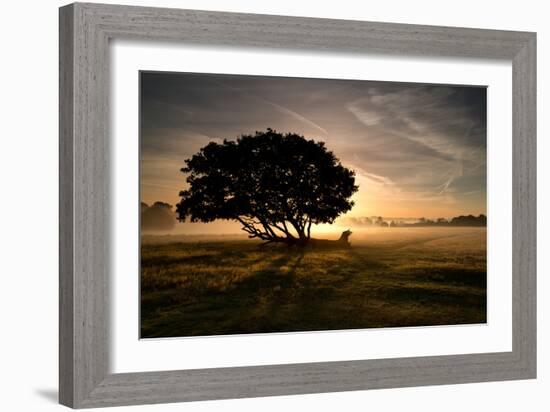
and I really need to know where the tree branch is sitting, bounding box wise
[236,216,288,243]
[270,221,295,239]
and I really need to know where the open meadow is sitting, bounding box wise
[140,227,486,338]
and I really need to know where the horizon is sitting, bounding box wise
[141,200,487,235]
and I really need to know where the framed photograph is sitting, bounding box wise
[59,2,536,408]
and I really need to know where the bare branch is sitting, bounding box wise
[236,216,288,242]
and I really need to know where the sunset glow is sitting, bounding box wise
[140,72,486,236]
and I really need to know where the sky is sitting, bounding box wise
[140,71,487,235]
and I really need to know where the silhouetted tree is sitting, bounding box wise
[142,201,176,231]
[450,214,487,226]
[152,201,172,209]
[176,129,358,245]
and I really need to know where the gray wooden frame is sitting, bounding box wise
[59,2,536,409]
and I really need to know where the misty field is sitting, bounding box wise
[140,227,486,338]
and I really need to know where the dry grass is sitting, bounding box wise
[140,227,486,338]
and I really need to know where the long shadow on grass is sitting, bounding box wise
[141,248,330,337]
[141,242,487,338]
[233,249,305,291]
[214,249,347,334]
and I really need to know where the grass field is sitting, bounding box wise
[140,227,486,338]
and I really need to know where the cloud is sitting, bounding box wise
[261,98,328,135]
[213,80,328,135]
[344,85,486,198]
[140,73,487,220]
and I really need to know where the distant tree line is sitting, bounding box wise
[343,214,487,228]
[393,214,487,227]
[141,201,176,231]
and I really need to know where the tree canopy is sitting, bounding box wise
[176,129,358,244]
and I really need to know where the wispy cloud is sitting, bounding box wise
[261,98,328,135]
[140,72,487,220]
[213,80,328,135]
[344,85,485,199]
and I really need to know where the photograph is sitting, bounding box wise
[139,71,487,339]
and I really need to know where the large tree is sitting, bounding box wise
[176,129,358,245]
